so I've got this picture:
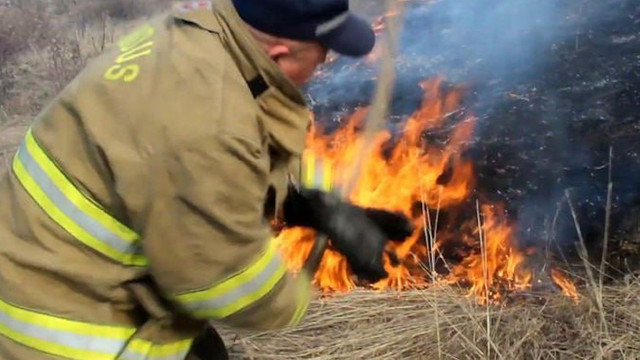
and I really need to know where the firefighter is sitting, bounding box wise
[0,0,413,359]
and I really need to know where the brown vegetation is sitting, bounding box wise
[0,3,51,100]
[0,0,173,176]
[222,280,640,360]
[0,0,171,128]
[1,1,639,359]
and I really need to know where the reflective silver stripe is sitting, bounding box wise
[0,296,193,360]
[117,338,194,360]
[118,347,191,360]
[316,11,350,36]
[311,157,323,188]
[181,252,284,314]
[16,141,142,257]
[0,309,126,355]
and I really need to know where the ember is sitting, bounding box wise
[276,78,579,303]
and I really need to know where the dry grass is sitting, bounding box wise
[1,2,639,359]
[70,0,168,22]
[220,137,632,359]
[221,149,633,360]
[0,3,52,99]
[221,278,640,360]
[0,0,171,172]
[0,0,170,119]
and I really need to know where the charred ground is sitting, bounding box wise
[306,0,640,275]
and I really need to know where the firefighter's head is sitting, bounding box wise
[232,0,376,86]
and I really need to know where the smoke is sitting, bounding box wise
[303,0,640,252]
[306,0,586,122]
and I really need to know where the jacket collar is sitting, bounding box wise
[172,0,311,155]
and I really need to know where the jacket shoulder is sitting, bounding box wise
[153,16,264,146]
[90,13,261,139]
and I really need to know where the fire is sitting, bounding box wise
[276,78,578,303]
[446,204,534,303]
[551,268,580,302]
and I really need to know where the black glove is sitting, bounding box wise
[362,207,415,241]
[186,325,228,360]
[282,184,414,283]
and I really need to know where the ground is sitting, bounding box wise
[1,0,168,172]
[1,1,640,359]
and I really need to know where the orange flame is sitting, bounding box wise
[275,77,578,303]
[551,268,580,302]
[446,204,534,303]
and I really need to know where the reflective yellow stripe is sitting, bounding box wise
[12,129,147,266]
[119,338,194,360]
[0,297,135,360]
[321,162,332,191]
[23,130,136,242]
[0,323,115,360]
[301,153,333,191]
[0,296,194,360]
[288,273,312,327]
[0,298,133,339]
[176,239,287,319]
[302,153,316,188]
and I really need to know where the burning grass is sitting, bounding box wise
[223,277,640,359]
[255,74,629,359]
[276,78,579,303]
[1,1,639,358]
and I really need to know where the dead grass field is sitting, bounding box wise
[0,0,171,174]
[1,1,639,359]
[221,280,640,360]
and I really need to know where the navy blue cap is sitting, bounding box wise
[231,0,376,57]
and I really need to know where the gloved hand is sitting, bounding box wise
[282,184,414,282]
[362,207,416,242]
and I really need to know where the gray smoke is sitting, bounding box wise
[304,0,640,253]
[306,0,590,123]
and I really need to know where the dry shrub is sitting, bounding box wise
[1,29,90,117]
[0,4,52,98]
[38,37,84,93]
[70,0,171,27]
[0,3,51,59]
[73,0,146,23]
[220,280,640,360]
[0,0,162,113]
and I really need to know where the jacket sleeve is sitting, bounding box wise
[141,131,313,330]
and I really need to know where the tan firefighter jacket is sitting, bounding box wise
[0,1,315,359]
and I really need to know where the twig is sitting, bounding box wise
[551,200,571,269]
[477,200,491,359]
[564,189,609,337]
[598,146,614,343]
[432,188,442,272]
[422,192,432,271]
[420,181,442,360]
[341,0,404,196]
[0,106,8,124]
[599,146,613,289]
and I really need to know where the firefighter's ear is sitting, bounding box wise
[267,44,291,62]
